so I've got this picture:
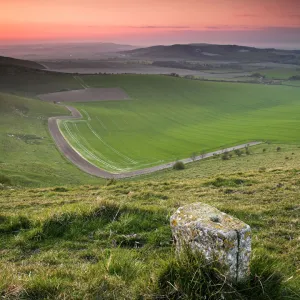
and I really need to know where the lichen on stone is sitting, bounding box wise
[170,202,251,283]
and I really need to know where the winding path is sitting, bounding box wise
[48,106,262,179]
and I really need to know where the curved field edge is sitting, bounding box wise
[57,75,300,173]
[52,104,261,177]
[0,92,104,187]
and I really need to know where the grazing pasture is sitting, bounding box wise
[258,68,300,80]
[0,168,299,299]
[0,92,103,187]
[57,75,300,172]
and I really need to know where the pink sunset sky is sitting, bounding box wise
[1,0,300,47]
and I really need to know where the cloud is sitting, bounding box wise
[203,25,264,31]
[288,14,300,18]
[235,14,259,18]
[130,26,191,29]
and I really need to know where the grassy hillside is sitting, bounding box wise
[0,56,45,70]
[1,69,300,184]
[258,68,300,80]
[0,92,103,187]
[58,75,300,172]
[0,167,299,299]
[135,143,300,181]
[0,66,299,299]
[0,66,81,97]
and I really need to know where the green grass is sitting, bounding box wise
[0,92,104,187]
[136,143,300,181]
[0,68,299,298]
[0,166,299,298]
[0,66,82,98]
[282,80,300,87]
[58,75,300,173]
[258,68,300,80]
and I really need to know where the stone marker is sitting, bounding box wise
[170,203,251,283]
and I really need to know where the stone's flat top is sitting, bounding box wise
[171,203,249,232]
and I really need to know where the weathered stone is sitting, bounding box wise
[170,202,251,283]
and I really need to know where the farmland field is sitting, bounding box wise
[258,68,300,79]
[57,75,300,173]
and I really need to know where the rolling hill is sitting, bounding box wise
[121,43,300,64]
[0,55,45,70]
[0,42,138,60]
[0,91,103,187]
[58,74,300,173]
[0,56,299,299]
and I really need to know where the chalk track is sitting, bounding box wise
[48,105,262,179]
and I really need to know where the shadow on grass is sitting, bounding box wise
[156,250,299,300]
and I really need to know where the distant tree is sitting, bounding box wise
[234,149,243,157]
[200,151,206,159]
[289,75,300,80]
[221,152,230,160]
[170,73,179,77]
[245,147,251,155]
[191,152,197,162]
[173,161,185,170]
[251,72,265,78]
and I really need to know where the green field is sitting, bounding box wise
[1,67,300,299]
[59,75,300,173]
[283,80,300,87]
[259,68,300,80]
[0,92,103,187]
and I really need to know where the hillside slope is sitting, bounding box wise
[0,167,299,298]
[0,56,45,70]
[0,42,138,60]
[121,43,300,63]
[0,92,102,187]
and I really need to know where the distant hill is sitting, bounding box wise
[0,56,45,70]
[120,43,300,64]
[0,43,138,60]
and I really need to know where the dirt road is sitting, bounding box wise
[48,106,262,179]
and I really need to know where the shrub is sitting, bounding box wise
[289,75,300,80]
[234,149,243,157]
[263,148,266,153]
[221,152,230,160]
[173,161,185,170]
[107,178,117,186]
[190,152,197,162]
[251,72,265,78]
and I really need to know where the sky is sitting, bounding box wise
[1,0,300,48]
